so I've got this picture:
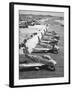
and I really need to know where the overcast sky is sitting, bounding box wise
[19,10,64,17]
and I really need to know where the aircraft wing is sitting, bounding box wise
[19,63,44,67]
[41,40,51,44]
[32,47,51,53]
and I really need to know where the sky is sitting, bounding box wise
[19,10,64,17]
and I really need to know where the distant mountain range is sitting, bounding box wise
[19,14,64,21]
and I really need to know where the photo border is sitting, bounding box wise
[9,2,70,88]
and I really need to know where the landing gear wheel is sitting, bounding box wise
[35,67,40,71]
[53,50,58,54]
[48,62,55,71]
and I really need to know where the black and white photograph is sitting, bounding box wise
[19,10,64,79]
[9,2,70,87]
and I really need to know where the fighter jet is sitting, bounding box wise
[35,37,59,54]
[19,54,57,71]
